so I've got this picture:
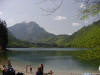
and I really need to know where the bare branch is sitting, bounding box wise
[35,0,64,15]
[35,0,48,4]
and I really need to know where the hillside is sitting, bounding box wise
[8,31,33,48]
[65,20,100,48]
[8,22,55,42]
[8,20,100,48]
[40,35,70,47]
[8,31,57,48]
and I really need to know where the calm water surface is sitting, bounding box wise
[0,48,98,75]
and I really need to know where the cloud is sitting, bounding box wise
[6,19,17,27]
[72,23,80,27]
[55,16,66,21]
[68,33,72,35]
[80,3,86,9]
[0,11,3,15]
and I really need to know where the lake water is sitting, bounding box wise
[0,48,98,75]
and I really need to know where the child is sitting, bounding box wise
[48,70,54,75]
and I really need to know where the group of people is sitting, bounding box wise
[0,60,24,75]
[0,60,53,75]
[26,64,32,73]
[35,64,44,75]
[35,64,53,75]
[2,60,15,75]
[26,64,53,75]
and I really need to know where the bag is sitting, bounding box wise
[16,72,24,75]
[7,67,15,75]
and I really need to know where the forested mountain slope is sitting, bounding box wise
[65,21,100,48]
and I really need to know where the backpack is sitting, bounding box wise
[7,67,15,75]
[16,72,24,75]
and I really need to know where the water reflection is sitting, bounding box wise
[0,49,98,75]
[8,50,97,72]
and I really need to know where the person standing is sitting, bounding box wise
[26,65,28,73]
[30,65,32,74]
[36,67,42,75]
[40,64,44,75]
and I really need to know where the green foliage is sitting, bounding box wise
[0,20,8,50]
[8,31,33,48]
[40,35,70,47]
[8,31,57,48]
[65,20,100,48]
[80,15,88,20]
[81,3,100,19]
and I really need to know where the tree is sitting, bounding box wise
[80,0,100,20]
[0,20,8,50]
[35,0,64,15]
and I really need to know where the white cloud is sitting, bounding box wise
[0,11,3,15]
[55,16,66,21]
[80,3,86,9]
[6,19,16,27]
[68,33,72,35]
[72,23,80,27]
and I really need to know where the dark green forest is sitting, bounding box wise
[65,21,100,48]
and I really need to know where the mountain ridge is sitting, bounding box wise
[8,21,55,42]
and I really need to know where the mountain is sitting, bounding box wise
[40,35,70,47]
[8,22,55,42]
[9,20,100,48]
[65,20,100,48]
[8,31,33,48]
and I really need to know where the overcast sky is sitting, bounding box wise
[0,0,91,35]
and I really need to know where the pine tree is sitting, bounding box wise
[0,19,8,50]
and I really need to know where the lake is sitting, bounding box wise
[0,48,98,75]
